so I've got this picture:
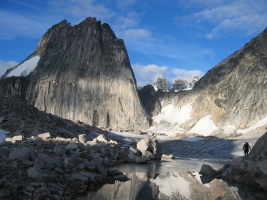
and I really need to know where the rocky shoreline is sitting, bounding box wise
[0,96,162,199]
[200,131,267,192]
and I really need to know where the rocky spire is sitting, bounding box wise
[0,18,149,131]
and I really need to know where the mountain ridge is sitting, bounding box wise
[0,18,149,131]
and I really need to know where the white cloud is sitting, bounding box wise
[132,64,168,86]
[49,0,116,22]
[132,63,204,88]
[124,28,152,40]
[178,0,267,38]
[114,12,140,29]
[170,68,203,83]
[0,60,18,77]
[116,0,136,10]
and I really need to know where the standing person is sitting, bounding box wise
[243,142,251,157]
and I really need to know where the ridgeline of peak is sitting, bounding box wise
[0,18,149,131]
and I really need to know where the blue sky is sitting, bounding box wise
[0,0,267,87]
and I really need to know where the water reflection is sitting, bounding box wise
[79,159,267,200]
[112,158,230,174]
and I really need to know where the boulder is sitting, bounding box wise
[92,134,108,144]
[70,173,88,185]
[93,158,107,176]
[135,156,150,164]
[199,164,217,177]
[65,142,78,150]
[10,135,23,143]
[38,132,51,139]
[78,134,88,144]
[27,167,55,183]
[137,138,162,160]
[9,146,31,160]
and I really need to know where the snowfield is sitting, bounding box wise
[149,103,192,136]
[7,55,40,77]
[188,115,217,136]
[148,102,267,138]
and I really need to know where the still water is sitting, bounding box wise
[79,158,267,200]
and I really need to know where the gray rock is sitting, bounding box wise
[93,157,107,176]
[33,187,51,200]
[128,152,136,161]
[78,134,88,144]
[27,167,55,183]
[38,132,51,139]
[70,173,88,185]
[24,185,35,192]
[10,135,23,143]
[0,189,10,197]
[199,164,217,177]
[65,143,78,150]
[9,146,31,160]
[137,138,162,160]
[135,156,150,164]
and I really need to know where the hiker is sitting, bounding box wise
[243,142,251,157]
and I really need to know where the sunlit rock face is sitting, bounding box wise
[192,28,267,130]
[79,172,266,200]
[0,18,149,130]
[146,28,267,137]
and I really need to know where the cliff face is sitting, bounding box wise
[192,28,267,129]
[0,18,149,130]
[146,28,267,137]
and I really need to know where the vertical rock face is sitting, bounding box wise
[193,28,267,129]
[0,18,149,130]
[138,85,162,118]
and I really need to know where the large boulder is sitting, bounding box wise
[199,164,217,177]
[137,138,162,160]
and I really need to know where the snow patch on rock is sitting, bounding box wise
[149,103,192,136]
[7,55,40,77]
[189,115,217,136]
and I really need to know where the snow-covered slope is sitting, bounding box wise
[149,103,192,136]
[149,102,267,138]
[6,56,40,77]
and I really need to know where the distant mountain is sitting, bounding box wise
[153,77,169,92]
[171,76,201,92]
[0,18,149,131]
[148,28,267,138]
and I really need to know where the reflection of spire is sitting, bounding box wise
[85,170,264,199]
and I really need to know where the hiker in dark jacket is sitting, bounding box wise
[243,142,251,157]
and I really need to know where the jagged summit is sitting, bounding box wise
[153,77,168,92]
[0,17,149,131]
